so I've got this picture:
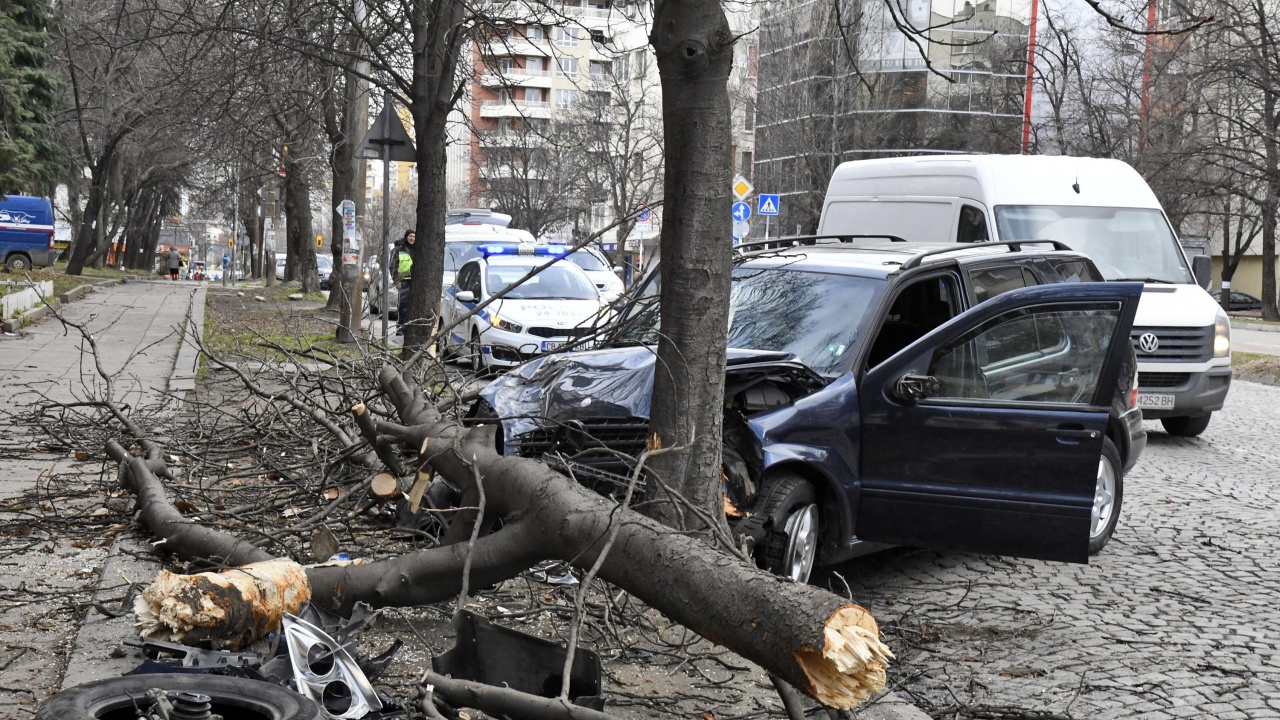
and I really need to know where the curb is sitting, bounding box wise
[1233,319,1280,333]
[1235,372,1280,386]
[852,691,932,719]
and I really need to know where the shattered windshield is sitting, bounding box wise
[612,266,884,376]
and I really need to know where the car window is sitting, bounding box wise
[928,306,1120,405]
[486,263,597,300]
[445,242,488,272]
[957,205,989,243]
[565,249,609,272]
[1047,259,1104,283]
[969,266,1037,303]
[866,274,962,368]
[455,263,478,294]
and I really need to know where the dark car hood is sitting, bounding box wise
[480,345,815,441]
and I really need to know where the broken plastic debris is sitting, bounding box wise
[280,612,384,719]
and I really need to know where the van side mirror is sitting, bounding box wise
[1192,255,1212,290]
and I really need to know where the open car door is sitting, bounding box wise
[856,282,1143,564]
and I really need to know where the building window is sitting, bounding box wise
[525,88,544,104]
[556,56,578,77]
[498,58,513,73]
[591,30,608,44]
[744,97,755,130]
[498,89,512,105]
[526,25,545,40]
[613,53,629,79]
[555,26,579,46]
[556,88,577,108]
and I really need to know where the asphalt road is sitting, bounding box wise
[836,378,1280,719]
[1233,326,1280,355]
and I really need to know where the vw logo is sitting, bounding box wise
[1138,332,1160,353]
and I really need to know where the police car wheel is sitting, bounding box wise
[468,331,484,374]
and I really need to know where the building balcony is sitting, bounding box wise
[478,130,546,149]
[483,38,552,58]
[480,164,547,180]
[479,99,554,119]
[480,68,555,88]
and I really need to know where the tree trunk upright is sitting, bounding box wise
[644,0,736,526]
[283,154,321,293]
[405,0,466,352]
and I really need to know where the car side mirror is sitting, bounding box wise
[1192,255,1212,290]
[456,290,475,303]
[612,265,623,273]
[894,373,941,402]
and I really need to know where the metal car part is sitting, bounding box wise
[281,613,384,720]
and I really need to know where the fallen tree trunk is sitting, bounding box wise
[109,368,892,709]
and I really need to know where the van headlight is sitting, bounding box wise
[490,314,523,333]
[1213,309,1231,358]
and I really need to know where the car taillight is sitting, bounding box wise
[47,230,55,249]
[1129,366,1140,409]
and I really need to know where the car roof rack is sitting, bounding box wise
[897,240,1072,270]
[734,234,907,255]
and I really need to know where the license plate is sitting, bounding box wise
[542,340,566,352]
[1138,393,1176,410]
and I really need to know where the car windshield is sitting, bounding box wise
[613,266,884,376]
[445,242,490,271]
[316,255,333,270]
[486,263,598,300]
[995,205,1193,284]
[565,250,609,272]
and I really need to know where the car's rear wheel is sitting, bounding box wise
[755,473,820,584]
[6,254,32,272]
[37,675,321,720]
[1089,437,1124,555]
[1161,413,1211,437]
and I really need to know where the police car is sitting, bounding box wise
[441,244,609,371]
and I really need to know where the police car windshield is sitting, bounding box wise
[565,250,609,272]
[727,268,883,375]
[487,263,598,300]
[445,242,488,271]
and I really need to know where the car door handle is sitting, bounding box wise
[1051,427,1100,440]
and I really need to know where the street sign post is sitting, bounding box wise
[732,202,751,222]
[757,194,780,239]
[732,220,750,243]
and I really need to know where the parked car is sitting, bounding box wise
[442,243,609,372]
[316,253,333,290]
[561,246,625,301]
[0,195,56,271]
[478,238,1145,583]
[1210,290,1263,312]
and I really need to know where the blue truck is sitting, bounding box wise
[0,195,57,271]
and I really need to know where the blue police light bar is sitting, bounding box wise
[536,245,568,256]
[479,243,520,256]
[480,243,570,258]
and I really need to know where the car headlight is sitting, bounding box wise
[490,314,523,333]
[1213,309,1231,357]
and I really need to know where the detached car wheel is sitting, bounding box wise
[1088,437,1124,555]
[755,473,820,584]
[1161,413,1212,437]
[36,675,322,720]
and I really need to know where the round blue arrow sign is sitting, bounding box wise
[732,202,752,222]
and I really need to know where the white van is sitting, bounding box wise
[818,154,1231,437]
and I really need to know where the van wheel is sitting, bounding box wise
[1161,413,1211,437]
[754,472,820,584]
[6,254,32,272]
[1089,437,1124,555]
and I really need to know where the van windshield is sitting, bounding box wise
[995,206,1193,284]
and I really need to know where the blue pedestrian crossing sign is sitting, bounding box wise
[758,194,780,216]
[732,201,751,222]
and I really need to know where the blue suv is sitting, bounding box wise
[478,239,1144,582]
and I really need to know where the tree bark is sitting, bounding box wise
[644,0,737,525]
[283,152,321,294]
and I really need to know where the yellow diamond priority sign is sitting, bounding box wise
[732,175,754,201]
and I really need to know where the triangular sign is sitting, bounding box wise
[760,197,778,214]
[357,103,417,163]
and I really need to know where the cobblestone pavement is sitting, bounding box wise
[833,379,1280,719]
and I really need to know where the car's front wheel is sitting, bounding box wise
[1161,413,1211,437]
[6,254,31,272]
[468,329,484,375]
[754,472,820,584]
[1089,437,1124,555]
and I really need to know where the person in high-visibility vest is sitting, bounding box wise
[391,230,416,335]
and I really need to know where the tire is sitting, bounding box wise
[36,674,321,720]
[1088,437,1124,556]
[1161,413,1212,437]
[6,254,32,272]
[468,329,484,375]
[754,472,820,584]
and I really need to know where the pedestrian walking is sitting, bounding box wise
[392,230,416,335]
[167,247,182,281]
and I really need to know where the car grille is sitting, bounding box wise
[510,419,648,497]
[1130,326,1213,362]
[528,327,595,339]
[1138,371,1191,389]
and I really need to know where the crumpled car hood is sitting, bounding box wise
[480,345,811,442]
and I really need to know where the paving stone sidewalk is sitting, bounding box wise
[0,280,201,716]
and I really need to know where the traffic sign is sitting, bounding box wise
[356,100,418,162]
[316,234,324,249]
[732,202,751,222]
[732,175,754,200]
[636,205,652,222]
[227,238,235,248]
[758,194,780,216]
[732,220,750,239]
